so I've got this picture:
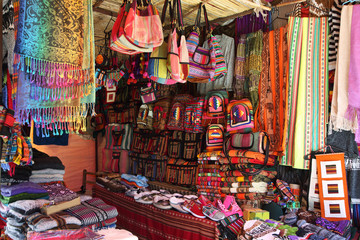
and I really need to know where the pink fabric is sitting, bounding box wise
[348,5,360,143]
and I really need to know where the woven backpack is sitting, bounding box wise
[206,124,225,152]
[137,104,154,130]
[166,94,193,131]
[226,99,254,134]
[184,97,205,133]
[202,90,229,127]
[153,98,172,131]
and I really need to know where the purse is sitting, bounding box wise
[167,0,189,83]
[124,0,163,49]
[140,84,157,104]
[228,132,270,154]
[147,0,176,85]
[186,3,216,83]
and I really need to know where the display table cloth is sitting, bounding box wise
[92,184,219,240]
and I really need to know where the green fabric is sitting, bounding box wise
[0,192,49,205]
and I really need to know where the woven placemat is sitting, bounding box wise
[148,181,197,195]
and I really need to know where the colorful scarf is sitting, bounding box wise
[234,34,248,100]
[256,27,287,155]
[347,5,360,143]
[14,0,95,132]
[330,6,358,135]
[282,17,328,169]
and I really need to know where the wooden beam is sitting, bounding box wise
[93,0,106,8]
[93,7,117,17]
[275,0,305,8]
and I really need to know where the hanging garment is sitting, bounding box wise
[256,27,287,155]
[234,34,248,100]
[281,17,328,169]
[197,34,235,95]
[14,0,95,132]
[330,6,358,135]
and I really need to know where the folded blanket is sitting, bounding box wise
[29,178,64,184]
[221,150,267,160]
[30,174,64,180]
[197,181,221,187]
[220,181,252,187]
[1,192,49,205]
[5,224,27,240]
[120,174,148,187]
[221,177,252,183]
[219,170,277,179]
[1,182,47,197]
[26,212,82,232]
[7,216,26,227]
[120,179,143,189]
[65,198,118,226]
[198,164,220,169]
[198,168,220,174]
[197,151,223,159]
[221,193,266,200]
[196,185,222,190]
[7,209,27,222]
[1,166,32,180]
[32,169,66,175]
[197,160,220,165]
[198,173,221,177]
[87,217,117,230]
[220,164,277,172]
[32,157,65,170]
[221,187,251,194]
[198,176,222,182]
[42,183,78,204]
[197,188,222,194]
[27,228,103,240]
[9,199,50,215]
[219,157,275,166]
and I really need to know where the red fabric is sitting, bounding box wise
[93,184,219,240]
[6,69,13,109]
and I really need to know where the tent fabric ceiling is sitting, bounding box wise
[93,0,268,39]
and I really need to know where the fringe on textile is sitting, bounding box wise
[329,115,358,134]
[16,56,91,88]
[17,102,95,130]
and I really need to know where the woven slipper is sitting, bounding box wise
[202,204,225,221]
[169,197,188,214]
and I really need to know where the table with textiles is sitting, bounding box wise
[92,184,220,240]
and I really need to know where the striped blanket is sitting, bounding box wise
[65,198,118,226]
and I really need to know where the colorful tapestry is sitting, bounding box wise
[256,27,287,155]
[14,0,95,132]
[316,153,350,221]
[281,17,328,169]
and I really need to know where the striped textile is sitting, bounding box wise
[93,184,219,240]
[234,34,248,100]
[65,198,118,226]
[219,156,275,166]
[26,212,82,232]
[281,17,328,169]
[104,124,133,150]
[256,27,287,155]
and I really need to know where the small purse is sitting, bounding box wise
[140,85,157,104]
[228,132,270,154]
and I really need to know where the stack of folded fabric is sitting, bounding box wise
[1,165,32,184]
[0,182,49,205]
[5,199,50,240]
[315,217,352,239]
[218,150,277,205]
[197,151,222,200]
[120,174,149,189]
[41,183,78,204]
[30,157,65,183]
[64,198,118,229]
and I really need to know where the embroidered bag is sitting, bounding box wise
[165,159,198,186]
[186,4,216,83]
[124,0,163,49]
[184,97,205,133]
[140,85,157,104]
[147,0,176,85]
[153,98,172,131]
[226,99,254,133]
[130,152,167,181]
[202,90,228,126]
[167,0,188,83]
[136,104,154,130]
[166,94,193,131]
[168,131,203,160]
[154,83,177,99]
[104,124,133,150]
[206,124,225,151]
[228,132,270,154]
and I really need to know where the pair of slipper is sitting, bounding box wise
[134,190,160,204]
[170,195,198,214]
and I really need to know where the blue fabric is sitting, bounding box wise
[121,174,148,187]
[33,125,69,146]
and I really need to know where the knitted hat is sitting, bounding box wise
[283,212,298,225]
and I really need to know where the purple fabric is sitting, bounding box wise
[315,217,351,236]
[1,182,47,197]
[41,183,78,204]
[348,5,360,143]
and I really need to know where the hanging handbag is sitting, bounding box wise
[147,0,177,85]
[167,0,189,83]
[124,0,163,49]
[227,132,270,154]
[186,3,216,83]
[140,84,157,104]
[110,2,153,54]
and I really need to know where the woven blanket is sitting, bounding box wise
[198,164,220,169]
[198,173,221,177]
[198,151,223,159]
[65,198,118,226]
[222,193,265,200]
[220,182,252,187]
[42,183,78,204]
[0,192,49,205]
[219,156,276,166]
[220,164,277,172]
[31,157,65,170]
[219,170,276,179]
[197,181,221,187]
[197,176,222,182]
[26,212,82,232]
[198,168,220,174]
[221,176,252,183]
[198,188,222,194]
[221,187,251,194]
